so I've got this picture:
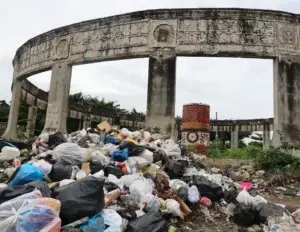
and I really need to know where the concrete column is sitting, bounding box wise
[2,79,22,140]
[273,58,300,147]
[263,130,271,150]
[231,123,239,149]
[26,106,37,138]
[146,51,176,139]
[43,63,72,133]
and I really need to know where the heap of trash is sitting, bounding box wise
[0,121,299,232]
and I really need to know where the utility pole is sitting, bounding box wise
[215,112,219,141]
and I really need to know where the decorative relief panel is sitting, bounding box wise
[278,23,299,52]
[177,19,275,46]
[52,38,70,61]
[150,20,177,48]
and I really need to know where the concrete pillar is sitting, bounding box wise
[263,130,271,150]
[2,79,22,140]
[231,123,239,149]
[43,63,72,133]
[26,106,37,138]
[146,51,176,139]
[273,58,300,147]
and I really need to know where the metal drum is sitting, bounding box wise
[181,103,210,153]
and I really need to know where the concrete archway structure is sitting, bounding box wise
[4,8,300,146]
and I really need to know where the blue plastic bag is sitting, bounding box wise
[80,212,105,232]
[106,137,119,145]
[8,164,44,186]
[112,148,128,162]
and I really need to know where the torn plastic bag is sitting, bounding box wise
[8,164,44,187]
[164,159,185,179]
[236,189,254,206]
[112,148,129,162]
[0,184,36,204]
[130,178,154,204]
[29,197,61,213]
[48,162,73,181]
[192,175,224,202]
[145,194,161,213]
[48,131,67,149]
[25,180,51,197]
[104,165,123,179]
[103,209,122,232]
[89,161,103,174]
[165,199,183,219]
[53,142,84,166]
[127,212,167,232]
[52,176,104,225]
[233,203,260,226]
[80,212,105,232]
[89,133,101,144]
[0,199,61,232]
[255,203,285,223]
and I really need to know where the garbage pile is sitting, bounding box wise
[0,122,299,231]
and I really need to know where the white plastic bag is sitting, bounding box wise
[93,170,105,179]
[128,157,150,170]
[91,150,110,166]
[14,189,42,200]
[53,143,84,166]
[39,133,49,143]
[188,185,200,203]
[236,189,254,206]
[252,195,268,207]
[0,146,20,161]
[32,159,52,175]
[4,167,16,178]
[0,198,60,232]
[103,209,122,232]
[108,174,122,187]
[121,174,143,187]
[129,178,154,204]
[170,179,188,192]
[89,133,100,144]
[139,149,153,163]
[80,129,87,137]
[165,199,183,219]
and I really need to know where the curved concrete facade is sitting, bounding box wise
[4,8,300,146]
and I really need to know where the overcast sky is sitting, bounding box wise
[0,0,299,119]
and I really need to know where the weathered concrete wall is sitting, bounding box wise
[13,8,300,80]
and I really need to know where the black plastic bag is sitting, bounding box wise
[104,165,123,178]
[119,141,145,156]
[52,176,104,225]
[89,161,103,174]
[164,159,185,179]
[26,180,51,197]
[0,185,35,204]
[48,132,67,149]
[233,203,260,226]
[104,182,119,192]
[224,188,238,204]
[48,162,73,182]
[192,175,224,202]
[178,186,188,202]
[127,212,167,232]
[255,203,285,223]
